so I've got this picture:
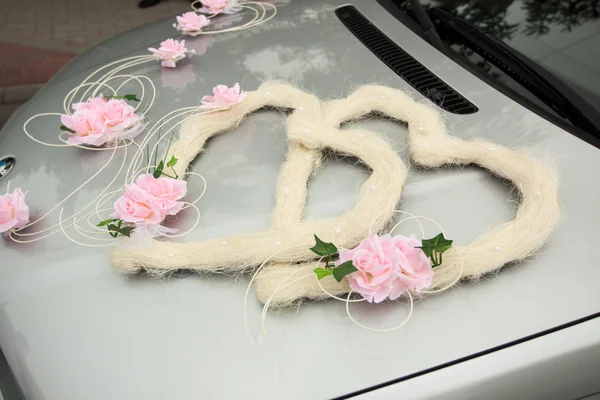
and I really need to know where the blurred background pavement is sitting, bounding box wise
[0,0,191,128]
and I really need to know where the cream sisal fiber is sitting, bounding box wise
[110,81,560,308]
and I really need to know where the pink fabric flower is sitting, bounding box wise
[71,96,107,111]
[201,83,247,109]
[197,0,241,15]
[337,234,400,303]
[113,183,165,226]
[391,235,434,292]
[0,188,29,234]
[61,108,108,146]
[135,174,187,216]
[61,96,142,146]
[149,39,195,68]
[101,99,139,134]
[112,174,187,238]
[337,234,433,303]
[174,12,210,36]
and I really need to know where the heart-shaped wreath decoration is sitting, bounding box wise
[109,81,559,308]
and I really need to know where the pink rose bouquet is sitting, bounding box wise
[100,155,187,240]
[338,234,433,303]
[311,232,450,303]
[110,174,187,239]
[60,95,143,146]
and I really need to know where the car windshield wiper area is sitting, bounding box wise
[427,7,600,137]
[408,0,445,53]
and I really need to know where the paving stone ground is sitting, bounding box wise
[0,0,190,53]
[0,0,191,126]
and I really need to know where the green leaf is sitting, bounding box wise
[313,267,333,280]
[107,224,119,238]
[163,131,175,165]
[309,234,337,257]
[166,155,178,168]
[123,94,140,102]
[106,223,134,238]
[97,218,117,227]
[153,160,164,178]
[118,226,135,237]
[332,261,358,283]
[417,233,453,267]
[105,94,139,102]
[60,124,76,134]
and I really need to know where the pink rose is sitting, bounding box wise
[113,184,165,226]
[61,108,108,146]
[135,174,187,216]
[201,83,247,109]
[71,95,106,111]
[62,96,142,146]
[338,234,401,303]
[337,234,433,303]
[197,0,241,14]
[391,235,434,292]
[149,39,194,68]
[101,99,139,135]
[112,174,187,239]
[174,12,210,36]
[0,188,30,234]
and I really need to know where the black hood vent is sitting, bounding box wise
[336,5,478,115]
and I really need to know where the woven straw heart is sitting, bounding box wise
[111,81,559,307]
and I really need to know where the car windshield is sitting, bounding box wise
[426,0,600,110]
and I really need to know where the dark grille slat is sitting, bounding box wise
[336,6,478,115]
[412,76,439,87]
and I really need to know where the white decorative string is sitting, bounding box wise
[178,172,207,211]
[58,208,113,248]
[76,57,154,104]
[12,140,132,241]
[259,267,313,344]
[12,143,119,234]
[188,1,277,35]
[243,243,311,350]
[345,291,413,332]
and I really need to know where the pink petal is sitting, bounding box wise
[388,280,408,300]
[161,59,177,68]
[372,286,392,303]
[0,219,17,234]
